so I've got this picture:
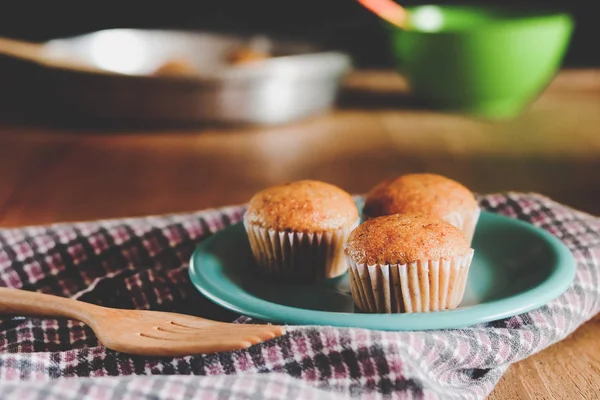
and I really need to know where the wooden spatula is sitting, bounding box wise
[0,287,284,356]
[0,37,113,74]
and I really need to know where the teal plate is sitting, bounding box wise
[189,212,576,330]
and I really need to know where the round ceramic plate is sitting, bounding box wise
[189,212,576,330]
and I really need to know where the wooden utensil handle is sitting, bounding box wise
[0,37,46,64]
[0,287,96,323]
[0,37,109,74]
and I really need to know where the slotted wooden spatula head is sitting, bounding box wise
[90,308,285,356]
[0,288,285,357]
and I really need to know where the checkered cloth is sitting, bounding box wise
[0,193,598,400]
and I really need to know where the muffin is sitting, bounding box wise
[363,173,480,244]
[345,214,474,313]
[244,180,359,282]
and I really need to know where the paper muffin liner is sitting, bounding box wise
[362,206,481,246]
[244,219,359,282]
[347,250,474,313]
[443,207,481,245]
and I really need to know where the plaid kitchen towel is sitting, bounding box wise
[0,193,598,399]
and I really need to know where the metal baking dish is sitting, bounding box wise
[35,29,352,125]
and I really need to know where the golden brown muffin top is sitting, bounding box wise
[245,180,359,232]
[363,174,478,219]
[345,213,470,265]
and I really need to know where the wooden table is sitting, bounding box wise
[1,69,599,398]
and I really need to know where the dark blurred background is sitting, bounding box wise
[0,0,598,227]
[0,0,597,68]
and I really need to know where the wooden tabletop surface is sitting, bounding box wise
[0,69,599,398]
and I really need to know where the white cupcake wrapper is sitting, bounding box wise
[244,219,359,282]
[444,207,481,245]
[348,250,474,313]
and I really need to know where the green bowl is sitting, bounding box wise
[387,5,574,119]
